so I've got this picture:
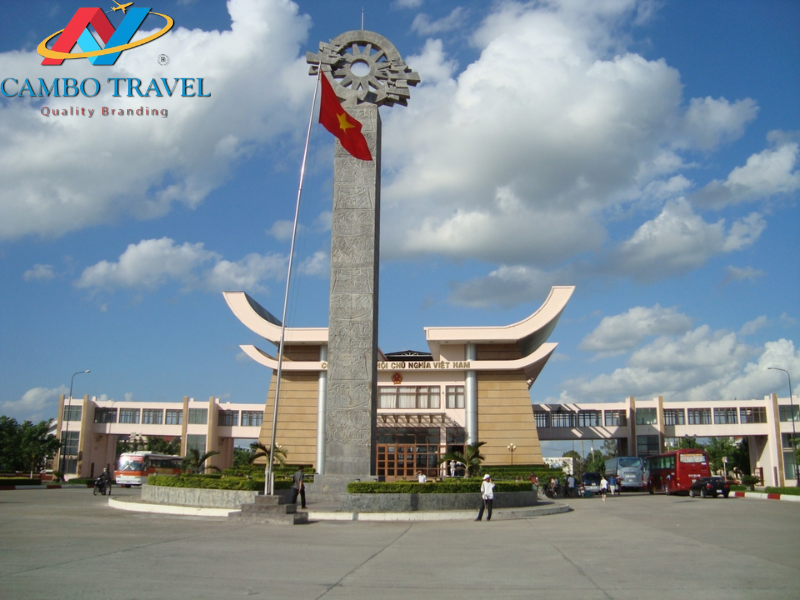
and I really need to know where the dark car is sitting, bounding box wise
[582,472,602,494]
[689,476,730,498]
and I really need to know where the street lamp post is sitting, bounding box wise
[507,443,517,466]
[60,370,91,478]
[769,367,799,486]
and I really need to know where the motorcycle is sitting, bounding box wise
[93,477,112,496]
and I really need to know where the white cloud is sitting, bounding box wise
[0,0,313,240]
[299,250,329,277]
[580,304,693,357]
[694,139,800,208]
[723,265,764,285]
[678,96,758,151]
[380,0,768,277]
[606,199,765,281]
[75,237,288,295]
[561,319,800,403]
[393,0,423,8]
[23,264,55,281]
[267,220,302,241]
[1,386,65,421]
[739,316,768,336]
[411,8,467,35]
[448,265,570,308]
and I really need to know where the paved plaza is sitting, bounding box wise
[2,487,799,599]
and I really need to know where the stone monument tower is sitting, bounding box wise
[307,31,419,477]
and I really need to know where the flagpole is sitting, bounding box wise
[266,67,322,496]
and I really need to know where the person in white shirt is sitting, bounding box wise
[566,474,575,498]
[417,470,427,483]
[600,475,609,501]
[475,474,495,521]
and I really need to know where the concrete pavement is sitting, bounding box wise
[2,487,798,599]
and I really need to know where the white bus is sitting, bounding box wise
[604,456,645,491]
[115,451,183,486]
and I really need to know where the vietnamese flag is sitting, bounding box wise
[318,73,373,161]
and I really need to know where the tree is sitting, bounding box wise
[145,436,181,455]
[601,439,618,459]
[439,441,486,478]
[705,437,738,475]
[730,437,751,476]
[181,449,220,474]
[249,442,288,466]
[0,417,60,474]
[677,436,704,449]
[562,450,583,478]
[19,420,61,475]
[585,449,605,474]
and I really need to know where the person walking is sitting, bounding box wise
[291,468,306,509]
[600,475,609,501]
[566,473,575,498]
[475,474,495,521]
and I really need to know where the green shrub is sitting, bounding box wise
[729,485,747,491]
[0,478,43,486]
[765,487,800,496]
[348,480,532,494]
[484,465,564,481]
[68,478,96,485]
[147,474,296,491]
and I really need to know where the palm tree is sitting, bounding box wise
[439,441,487,478]
[182,448,220,474]
[249,441,288,466]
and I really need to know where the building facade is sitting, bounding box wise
[533,395,799,486]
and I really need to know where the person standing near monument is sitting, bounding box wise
[291,468,306,509]
[475,474,495,521]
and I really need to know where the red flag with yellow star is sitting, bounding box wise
[318,72,373,161]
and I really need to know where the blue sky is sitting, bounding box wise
[1,0,798,457]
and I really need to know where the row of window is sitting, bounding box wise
[535,406,794,428]
[535,410,627,428]
[90,407,263,426]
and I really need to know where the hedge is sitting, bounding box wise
[764,487,800,496]
[483,465,564,481]
[0,478,42,486]
[147,474,295,491]
[347,480,532,494]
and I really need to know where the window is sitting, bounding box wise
[446,427,465,445]
[446,386,464,409]
[119,409,140,424]
[241,411,263,427]
[186,434,206,455]
[713,407,738,424]
[142,409,163,425]
[188,408,207,425]
[688,408,711,425]
[636,408,657,425]
[663,409,685,426]
[551,412,575,427]
[219,410,239,426]
[378,386,441,409]
[534,412,549,428]
[604,410,627,426]
[61,431,79,456]
[63,405,82,422]
[637,435,660,456]
[577,410,601,427]
[165,409,183,425]
[740,407,766,423]
[94,408,117,423]
[779,406,799,422]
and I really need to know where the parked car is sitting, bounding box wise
[689,476,730,498]
[582,472,602,494]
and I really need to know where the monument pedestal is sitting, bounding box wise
[229,494,308,525]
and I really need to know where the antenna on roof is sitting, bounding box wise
[361,7,364,30]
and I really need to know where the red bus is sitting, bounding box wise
[644,449,711,495]
[115,451,182,486]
